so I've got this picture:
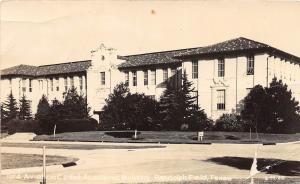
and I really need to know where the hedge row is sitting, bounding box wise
[7,118,98,135]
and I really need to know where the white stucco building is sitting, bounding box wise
[1,37,300,121]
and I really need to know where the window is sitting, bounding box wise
[125,72,129,86]
[29,79,32,92]
[218,59,225,77]
[144,70,148,85]
[151,70,156,85]
[64,77,68,91]
[247,55,255,75]
[39,80,43,90]
[50,78,53,91]
[192,60,198,79]
[55,77,59,91]
[70,77,74,88]
[79,76,83,91]
[163,68,168,82]
[132,71,137,86]
[22,78,26,92]
[217,90,226,110]
[100,72,105,85]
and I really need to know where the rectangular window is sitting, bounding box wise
[144,70,148,85]
[192,60,198,79]
[22,78,26,92]
[163,68,168,82]
[218,59,225,77]
[100,72,105,85]
[50,78,53,91]
[132,71,137,86]
[151,70,156,85]
[55,77,59,91]
[64,77,68,91]
[29,79,32,92]
[70,77,74,88]
[247,55,255,75]
[79,76,83,90]
[125,71,129,86]
[39,80,43,90]
[217,90,226,110]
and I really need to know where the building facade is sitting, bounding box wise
[1,37,300,121]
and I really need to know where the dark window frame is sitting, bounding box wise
[192,60,198,79]
[218,58,225,77]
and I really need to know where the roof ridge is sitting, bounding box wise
[122,46,202,57]
[37,60,91,67]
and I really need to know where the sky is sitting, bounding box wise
[1,1,300,69]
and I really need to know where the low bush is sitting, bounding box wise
[213,113,245,132]
[105,131,141,138]
[7,119,41,134]
[54,118,98,134]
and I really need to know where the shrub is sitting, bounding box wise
[7,119,41,134]
[101,83,160,130]
[54,118,98,134]
[213,113,245,132]
[105,131,141,138]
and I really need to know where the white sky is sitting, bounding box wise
[1,1,300,69]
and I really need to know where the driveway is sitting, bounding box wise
[1,141,300,184]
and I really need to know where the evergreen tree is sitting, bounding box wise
[159,71,208,130]
[159,82,180,130]
[19,95,32,120]
[241,77,300,133]
[177,71,199,126]
[266,78,300,133]
[35,94,51,121]
[35,95,52,134]
[50,98,64,123]
[63,87,90,119]
[101,83,131,129]
[2,92,19,121]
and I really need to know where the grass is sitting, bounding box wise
[1,142,165,150]
[1,153,78,169]
[33,131,300,144]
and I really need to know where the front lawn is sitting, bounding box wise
[33,131,300,144]
[1,153,78,169]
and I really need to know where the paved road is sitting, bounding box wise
[1,141,300,184]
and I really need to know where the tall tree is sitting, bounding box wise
[101,83,131,129]
[2,92,19,121]
[35,95,51,120]
[19,95,32,120]
[35,95,52,134]
[266,78,300,133]
[159,71,208,130]
[63,87,90,119]
[241,77,300,133]
[159,82,180,130]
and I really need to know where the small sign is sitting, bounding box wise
[198,131,204,141]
